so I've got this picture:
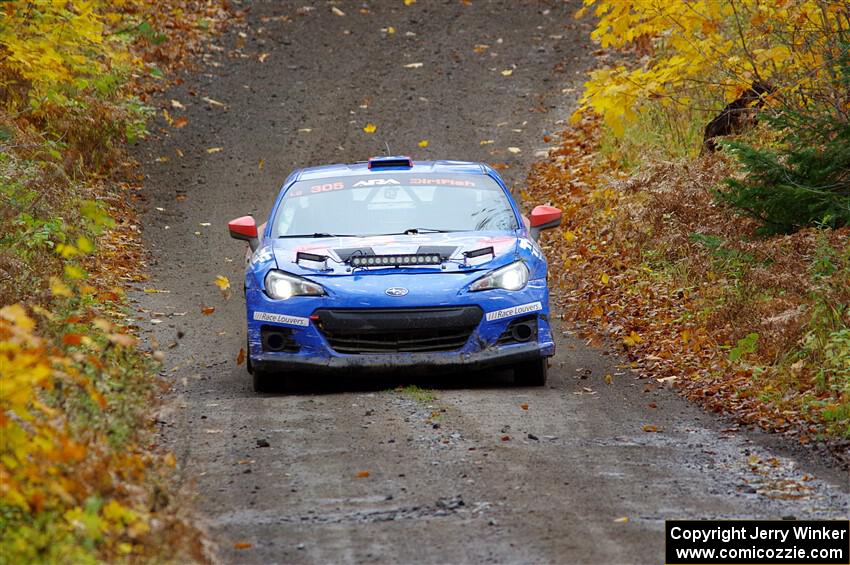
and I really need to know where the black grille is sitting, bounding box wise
[313,307,482,354]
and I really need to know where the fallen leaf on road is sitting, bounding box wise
[202,96,227,107]
[258,159,265,170]
[642,424,659,433]
[173,117,189,128]
[656,376,677,388]
[604,374,613,385]
[258,52,270,63]
[234,542,252,549]
[508,147,521,154]
[356,471,370,478]
[386,26,396,34]
[501,69,513,76]
[363,123,377,133]
[236,348,245,365]
[206,147,223,153]
[623,331,643,347]
[473,44,489,54]
[500,435,511,441]
[331,6,345,16]
[404,0,415,5]
[480,139,494,145]
[614,516,629,523]
[418,139,429,148]
[171,99,186,110]
[201,306,215,315]
[520,403,528,411]
[601,272,610,284]
[109,333,137,347]
[214,276,230,291]
[404,62,423,68]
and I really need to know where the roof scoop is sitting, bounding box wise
[296,251,330,270]
[462,246,495,267]
[368,156,413,169]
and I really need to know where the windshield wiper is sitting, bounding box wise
[397,227,461,235]
[278,232,354,239]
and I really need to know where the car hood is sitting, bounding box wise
[269,232,522,277]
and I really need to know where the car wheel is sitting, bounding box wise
[246,336,254,375]
[514,357,548,387]
[252,368,275,393]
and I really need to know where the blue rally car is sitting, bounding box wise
[228,156,562,392]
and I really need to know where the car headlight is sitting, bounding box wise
[264,270,325,300]
[469,261,529,292]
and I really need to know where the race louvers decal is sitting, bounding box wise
[485,301,542,322]
[253,311,310,327]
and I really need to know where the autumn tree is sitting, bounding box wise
[575,0,850,231]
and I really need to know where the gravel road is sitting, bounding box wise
[133,1,849,563]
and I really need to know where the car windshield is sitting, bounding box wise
[272,173,518,237]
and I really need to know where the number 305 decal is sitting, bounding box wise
[309,182,344,193]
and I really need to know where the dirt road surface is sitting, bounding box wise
[134,1,849,563]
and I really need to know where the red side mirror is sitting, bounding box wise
[530,205,562,229]
[228,216,259,250]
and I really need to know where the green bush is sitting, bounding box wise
[719,111,850,234]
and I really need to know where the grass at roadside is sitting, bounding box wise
[527,116,849,452]
[1,1,232,561]
[397,385,437,404]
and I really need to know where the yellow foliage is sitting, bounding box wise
[1,305,71,511]
[0,0,142,110]
[1,300,153,559]
[575,0,849,134]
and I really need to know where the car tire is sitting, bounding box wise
[252,368,275,393]
[514,357,548,387]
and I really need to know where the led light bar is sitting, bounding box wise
[349,253,442,267]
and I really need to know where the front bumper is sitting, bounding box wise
[245,276,555,374]
[251,341,547,374]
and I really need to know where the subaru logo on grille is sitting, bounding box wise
[385,287,409,297]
